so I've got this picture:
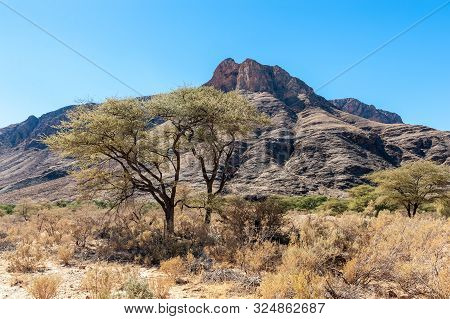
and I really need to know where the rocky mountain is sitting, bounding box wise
[0,58,448,202]
[0,105,76,150]
[329,98,403,124]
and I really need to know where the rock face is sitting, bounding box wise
[0,58,448,202]
[205,58,316,110]
[0,105,76,150]
[330,98,403,124]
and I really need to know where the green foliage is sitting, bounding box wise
[44,87,266,232]
[369,161,450,217]
[122,278,154,299]
[55,200,71,208]
[435,196,450,218]
[348,185,378,212]
[93,200,112,209]
[0,204,15,215]
[54,200,81,210]
[318,198,350,215]
[274,195,328,211]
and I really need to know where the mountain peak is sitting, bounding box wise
[205,58,314,107]
[330,98,403,124]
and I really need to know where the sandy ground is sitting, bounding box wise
[0,251,250,299]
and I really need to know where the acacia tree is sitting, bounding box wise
[369,160,450,217]
[45,98,199,235]
[45,87,266,233]
[147,86,267,223]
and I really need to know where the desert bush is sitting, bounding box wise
[121,277,154,299]
[218,197,287,244]
[148,277,174,299]
[81,264,123,299]
[7,240,46,272]
[100,210,190,265]
[348,185,377,212]
[28,275,62,299]
[159,256,188,280]
[235,241,282,274]
[72,215,97,248]
[274,195,328,211]
[57,245,75,265]
[15,201,37,221]
[435,196,450,218]
[259,270,325,299]
[203,197,287,265]
[93,199,112,209]
[0,204,15,215]
[338,213,449,298]
[294,214,367,272]
[317,198,350,215]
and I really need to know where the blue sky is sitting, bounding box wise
[0,0,449,130]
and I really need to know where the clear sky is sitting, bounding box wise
[0,0,449,130]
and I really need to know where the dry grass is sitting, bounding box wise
[337,213,450,298]
[0,200,448,299]
[28,275,62,299]
[81,264,122,299]
[235,241,281,274]
[7,240,46,273]
[57,245,75,265]
[148,277,174,299]
[159,256,188,280]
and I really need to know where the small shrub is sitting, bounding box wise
[275,195,328,211]
[148,277,174,299]
[435,196,450,218]
[73,216,96,247]
[93,200,111,209]
[0,204,15,215]
[28,275,62,299]
[339,214,450,298]
[122,277,154,299]
[259,272,293,298]
[293,270,326,299]
[159,256,187,280]
[348,185,377,212]
[7,241,46,273]
[219,197,287,245]
[235,241,282,274]
[81,265,120,299]
[317,198,349,215]
[57,245,75,265]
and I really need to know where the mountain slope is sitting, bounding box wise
[330,98,403,124]
[0,58,448,202]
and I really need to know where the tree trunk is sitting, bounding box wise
[204,181,214,224]
[205,207,212,224]
[406,203,412,218]
[164,206,175,235]
[412,203,419,217]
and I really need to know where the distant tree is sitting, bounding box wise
[148,86,267,223]
[348,185,378,212]
[369,161,450,217]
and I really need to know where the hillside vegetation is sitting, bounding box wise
[0,188,448,299]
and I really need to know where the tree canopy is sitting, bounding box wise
[45,87,266,233]
[369,160,450,217]
[147,86,268,223]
